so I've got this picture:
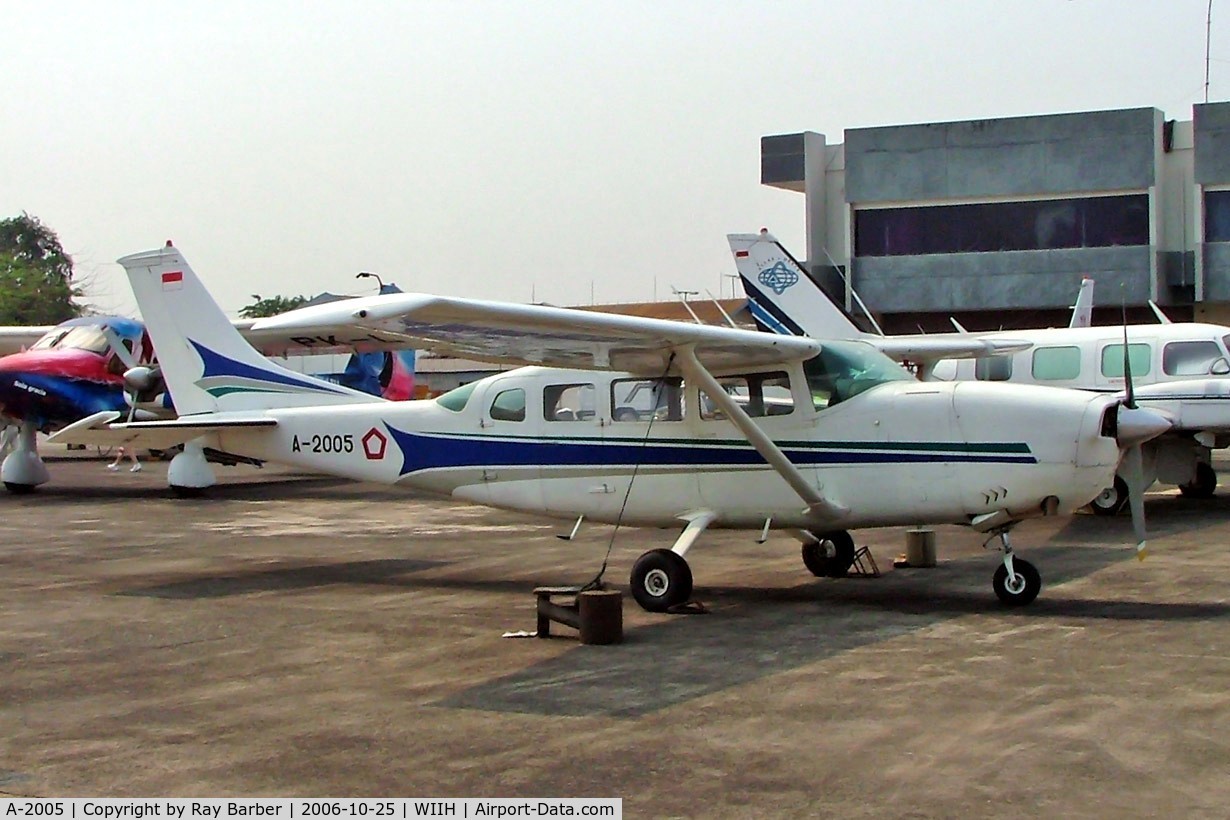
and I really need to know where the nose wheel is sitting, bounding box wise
[987,530,1042,606]
[1089,477,1128,516]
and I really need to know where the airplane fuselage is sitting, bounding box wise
[207,364,1125,531]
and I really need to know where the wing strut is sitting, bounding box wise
[675,346,848,522]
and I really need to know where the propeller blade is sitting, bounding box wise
[1121,299,1135,409]
[1123,443,1149,559]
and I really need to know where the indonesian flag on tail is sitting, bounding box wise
[162,270,184,290]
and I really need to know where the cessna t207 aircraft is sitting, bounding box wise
[55,244,1171,611]
[731,230,1230,514]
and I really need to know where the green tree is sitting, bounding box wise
[0,213,83,324]
[239,293,309,319]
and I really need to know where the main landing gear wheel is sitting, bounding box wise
[992,559,1042,607]
[1179,462,1217,499]
[630,548,693,612]
[801,531,856,578]
[3,482,35,495]
[1089,477,1129,516]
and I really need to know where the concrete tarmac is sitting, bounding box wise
[2,458,1230,817]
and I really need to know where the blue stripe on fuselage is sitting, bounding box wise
[383,425,1036,477]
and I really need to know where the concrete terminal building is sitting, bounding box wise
[762,102,1230,333]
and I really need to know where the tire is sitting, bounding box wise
[630,548,693,612]
[823,531,857,578]
[993,558,1042,607]
[801,541,830,577]
[802,531,856,578]
[1089,477,1128,516]
[1179,462,1217,499]
[4,482,35,495]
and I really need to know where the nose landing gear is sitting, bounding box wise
[985,529,1041,606]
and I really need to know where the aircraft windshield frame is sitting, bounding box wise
[803,340,914,408]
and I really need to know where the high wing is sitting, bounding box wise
[233,318,419,356]
[252,292,822,375]
[0,326,55,356]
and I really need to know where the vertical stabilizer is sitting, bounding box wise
[119,244,376,416]
[727,232,864,340]
[1069,278,1095,328]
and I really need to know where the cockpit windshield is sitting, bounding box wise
[30,325,110,354]
[803,340,914,409]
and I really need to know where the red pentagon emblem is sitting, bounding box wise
[362,427,388,460]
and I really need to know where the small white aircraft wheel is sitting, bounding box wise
[630,548,693,612]
[1179,462,1217,499]
[1089,477,1129,516]
[992,559,1041,607]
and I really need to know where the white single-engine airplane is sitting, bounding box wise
[731,230,1230,514]
[55,244,1172,611]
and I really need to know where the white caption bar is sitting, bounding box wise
[0,799,621,820]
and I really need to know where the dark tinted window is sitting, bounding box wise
[1206,190,1230,242]
[855,195,1149,257]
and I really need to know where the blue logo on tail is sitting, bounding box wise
[758,261,799,295]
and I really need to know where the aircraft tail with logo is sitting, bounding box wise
[119,244,377,416]
[727,231,1034,366]
[728,232,867,340]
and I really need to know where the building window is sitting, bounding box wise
[1206,190,1230,242]
[854,195,1150,257]
[1031,346,1082,381]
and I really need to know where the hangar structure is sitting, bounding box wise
[762,102,1230,333]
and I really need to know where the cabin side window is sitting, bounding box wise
[436,381,477,412]
[698,372,793,420]
[1163,341,1226,376]
[1100,343,1152,378]
[544,383,596,421]
[975,356,1013,381]
[610,377,683,422]
[489,388,526,422]
[1031,346,1082,381]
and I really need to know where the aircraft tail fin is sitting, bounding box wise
[727,231,864,339]
[118,244,377,416]
[1069,277,1095,328]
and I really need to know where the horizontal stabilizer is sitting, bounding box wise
[49,412,276,450]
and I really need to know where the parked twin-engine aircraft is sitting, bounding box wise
[730,230,1230,514]
[54,244,1171,611]
[0,296,415,494]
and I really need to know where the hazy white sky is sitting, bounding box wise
[1,1,1224,317]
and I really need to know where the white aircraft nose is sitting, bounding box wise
[1116,405,1173,447]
